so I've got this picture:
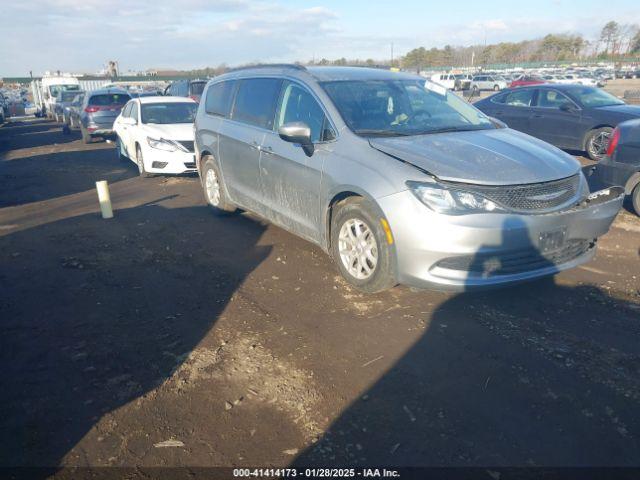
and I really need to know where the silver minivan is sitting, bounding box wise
[194,65,623,292]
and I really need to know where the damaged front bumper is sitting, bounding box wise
[378,186,625,290]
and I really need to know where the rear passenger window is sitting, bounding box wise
[277,83,334,143]
[205,81,236,117]
[232,78,282,129]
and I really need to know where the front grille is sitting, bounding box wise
[177,140,194,152]
[443,174,581,212]
[434,239,593,277]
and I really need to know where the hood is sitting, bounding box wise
[594,104,640,117]
[369,128,580,185]
[141,123,194,140]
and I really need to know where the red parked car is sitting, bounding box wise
[509,75,546,88]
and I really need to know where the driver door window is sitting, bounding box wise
[276,83,334,143]
[503,89,534,107]
[537,90,572,109]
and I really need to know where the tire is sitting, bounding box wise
[81,127,93,144]
[201,155,236,214]
[632,183,640,216]
[330,197,396,293]
[135,144,152,178]
[585,127,613,161]
[493,84,500,91]
[115,136,127,161]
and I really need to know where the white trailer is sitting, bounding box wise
[31,75,81,118]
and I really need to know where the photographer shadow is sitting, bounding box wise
[293,216,640,467]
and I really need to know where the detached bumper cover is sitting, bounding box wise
[379,186,624,290]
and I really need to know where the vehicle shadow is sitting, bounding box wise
[0,119,78,152]
[0,145,136,208]
[0,203,271,467]
[293,217,640,467]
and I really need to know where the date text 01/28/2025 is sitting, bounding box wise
[232,468,401,478]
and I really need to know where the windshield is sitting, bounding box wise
[570,87,624,107]
[60,91,79,102]
[141,102,197,124]
[321,79,494,136]
[189,82,206,96]
[49,84,79,97]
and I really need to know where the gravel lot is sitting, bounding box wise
[1,118,639,471]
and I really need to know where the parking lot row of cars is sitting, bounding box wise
[431,69,608,92]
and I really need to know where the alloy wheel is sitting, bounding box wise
[136,148,144,174]
[588,131,611,158]
[205,168,221,206]
[338,218,378,280]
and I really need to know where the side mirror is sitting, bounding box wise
[278,122,314,156]
[122,117,137,126]
[489,116,508,129]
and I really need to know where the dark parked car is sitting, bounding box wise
[53,89,85,123]
[79,88,131,143]
[62,92,85,133]
[164,79,206,103]
[474,84,640,160]
[597,118,640,215]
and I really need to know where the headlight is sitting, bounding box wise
[147,137,177,152]
[407,181,502,214]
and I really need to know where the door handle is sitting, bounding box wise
[262,145,273,154]
[250,141,260,150]
[532,114,544,118]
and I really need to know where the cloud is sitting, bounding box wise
[2,1,640,76]
[0,0,341,75]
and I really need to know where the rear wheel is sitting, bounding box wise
[632,183,640,216]
[81,127,93,144]
[585,127,613,160]
[201,156,236,214]
[331,197,396,293]
[115,136,127,161]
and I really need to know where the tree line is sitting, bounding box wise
[401,21,640,72]
[176,20,640,77]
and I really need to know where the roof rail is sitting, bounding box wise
[226,64,307,73]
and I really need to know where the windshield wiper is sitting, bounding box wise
[354,129,412,137]
[416,126,488,135]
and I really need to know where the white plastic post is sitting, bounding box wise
[95,180,114,219]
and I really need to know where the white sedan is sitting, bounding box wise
[113,96,197,177]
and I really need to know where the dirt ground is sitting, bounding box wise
[1,118,639,473]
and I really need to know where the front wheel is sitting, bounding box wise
[632,183,640,216]
[201,156,236,214]
[331,197,396,293]
[135,144,152,177]
[585,127,613,161]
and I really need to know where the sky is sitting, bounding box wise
[1,0,639,77]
